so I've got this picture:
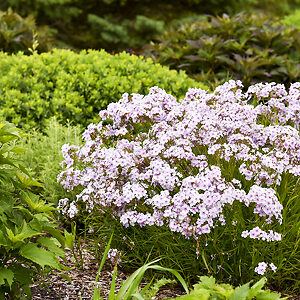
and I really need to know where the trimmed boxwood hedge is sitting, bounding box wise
[0,49,203,130]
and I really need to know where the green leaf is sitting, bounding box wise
[176,289,210,300]
[229,282,250,300]
[10,146,26,155]
[0,230,9,246]
[60,274,72,283]
[64,229,75,250]
[256,290,287,300]
[196,276,216,289]
[10,264,33,287]
[108,265,118,300]
[16,173,43,188]
[19,243,61,270]
[21,191,54,213]
[247,278,266,298]
[93,233,114,300]
[43,225,66,248]
[37,237,65,257]
[0,267,14,288]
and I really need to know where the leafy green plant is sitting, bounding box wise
[0,49,204,130]
[0,121,68,299]
[176,276,287,300]
[144,13,300,89]
[0,8,53,54]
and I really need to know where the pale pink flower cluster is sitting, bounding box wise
[241,227,282,241]
[255,262,277,275]
[107,248,122,265]
[58,81,300,242]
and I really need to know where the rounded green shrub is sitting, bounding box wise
[144,13,300,89]
[0,49,203,130]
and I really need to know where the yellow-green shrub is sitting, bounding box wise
[0,49,203,130]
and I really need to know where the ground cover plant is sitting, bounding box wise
[0,122,69,299]
[0,49,203,131]
[58,80,300,293]
[144,13,300,89]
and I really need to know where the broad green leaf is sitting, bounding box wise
[196,276,216,289]
[21,192,54,213]
[6,227,22,243]
[37,237,65,256]
[6,221,42,244]
[64,229,75,250]
[19,243,61,269]
[16,173,43,188]
[229,282,250,300]
[176,289,210,300]
[247,278,266,298]
[0,267,14,288]
[0,230,9,246]
[37,237,65,257]
[256,290,287,300]
[9,264,33,287]
[10,146,26,155]
[44,225,66,248]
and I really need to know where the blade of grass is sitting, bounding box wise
[116,259,161,300]
[145,265,189,294]
[92,233,114,300]
[108,265,118,300]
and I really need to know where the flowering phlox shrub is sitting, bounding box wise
[58,80,300,276]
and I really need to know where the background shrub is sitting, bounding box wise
[3,0,299,51]
[0,49,203,130]
[144,13,300,89]
[0,8,53,54]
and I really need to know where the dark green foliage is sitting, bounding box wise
[87,14,165,50]
[144,13,300,89]
[0,49,203,130]
[250,0,300,15]
[0,122,68,299]
[0,8,53,54]
[1,0,290,51]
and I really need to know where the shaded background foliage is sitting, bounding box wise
[143,13,300,89]
[0,0,300,51]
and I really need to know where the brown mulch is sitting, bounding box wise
[30,241,185,300]
[30,240,300,300]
